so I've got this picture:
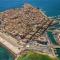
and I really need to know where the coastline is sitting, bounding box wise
[0,43,15,60]
[0,4,59,60]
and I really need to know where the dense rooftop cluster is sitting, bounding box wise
[0,4,53,41]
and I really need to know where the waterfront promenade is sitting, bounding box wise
[0,32,21,56]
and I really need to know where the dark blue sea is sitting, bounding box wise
[0,0,60,18]
[0,0,60,60]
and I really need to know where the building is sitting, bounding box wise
[57,34,60,44]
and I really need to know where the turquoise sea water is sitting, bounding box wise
[0,45,14,60]
[47,31,58,45]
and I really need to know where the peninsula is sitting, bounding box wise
[0,4,60,60]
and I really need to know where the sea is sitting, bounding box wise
[0,45,14,60]
[0,0,60,60]
[0,0,60,18]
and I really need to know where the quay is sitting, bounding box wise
[0,32,21,56]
